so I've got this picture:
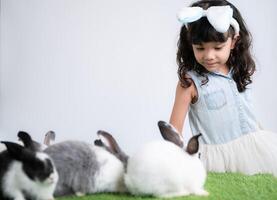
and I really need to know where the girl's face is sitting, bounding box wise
[192,37,237,74]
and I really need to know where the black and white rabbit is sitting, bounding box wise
[18,130,56,151]
[42,132,127,197]
[96,121,208,198]
[0,132,58,200]
[0,131,56,153]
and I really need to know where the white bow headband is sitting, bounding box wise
[177,5,240,35]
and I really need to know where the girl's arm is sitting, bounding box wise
[169,81,197,135]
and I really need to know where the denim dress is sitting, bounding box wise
[186,70,277,176]
[187,70,259,144]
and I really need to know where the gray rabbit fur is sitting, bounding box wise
[44,138,126,196]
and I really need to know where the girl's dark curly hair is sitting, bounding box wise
[177,0,255,92]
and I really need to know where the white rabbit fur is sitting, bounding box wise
[123,121,208,198]
[93,122,208,198]
[90,144,126,193]
[125,140,207,198]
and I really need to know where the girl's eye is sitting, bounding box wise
[215,46,224,50]
[196,47,204,51]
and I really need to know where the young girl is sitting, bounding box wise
[170,0,277,176]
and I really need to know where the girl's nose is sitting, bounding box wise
[204,50,215,61]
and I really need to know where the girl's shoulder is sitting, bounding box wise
[186,71,207,86]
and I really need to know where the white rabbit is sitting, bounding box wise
[0,131,58,200]
[124,121,209,198]
[96,121,208,198]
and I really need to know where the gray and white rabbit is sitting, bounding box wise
[0,131,58,200]
[43,131,56,147]
[43,132,127,197]
[124,121,208,198]
[97,121,208,198]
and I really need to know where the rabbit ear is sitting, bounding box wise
[158,121,184,148]
[18,131,44,151]
[1,141,34,161]
[95,130,122,155]
[18,131,33,148]
[186,134,201,155]
[44,130,56,146]
[95,130,128,165]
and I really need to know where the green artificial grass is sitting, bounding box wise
[57,173,277,200]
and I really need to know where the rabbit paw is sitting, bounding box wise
[75,192,85,196]
[193,189,209,196]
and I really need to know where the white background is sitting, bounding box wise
[0,0,276,154]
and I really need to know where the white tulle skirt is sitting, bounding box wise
[199,130,277,177]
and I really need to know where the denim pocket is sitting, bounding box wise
[204,89,227,110]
